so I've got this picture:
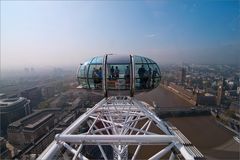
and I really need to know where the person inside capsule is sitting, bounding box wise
[77,55,161,94]
[124,66,130,89]
[92,67,102,89]
[138,65,146,89]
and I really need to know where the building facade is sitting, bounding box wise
[7,110,56,150]
[21,87,42,108]
[0,97,31,136]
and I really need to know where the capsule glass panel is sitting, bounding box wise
[133,55,161,90]
[77,56,103,89]
[76,55,161,96]
[106,55,130,90]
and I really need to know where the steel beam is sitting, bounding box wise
[55,135,178,144]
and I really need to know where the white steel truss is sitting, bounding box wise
[37,96,204,160]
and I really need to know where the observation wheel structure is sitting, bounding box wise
[38,55,204,160]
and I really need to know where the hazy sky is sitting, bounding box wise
[1,1,239,71]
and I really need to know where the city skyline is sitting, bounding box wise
[1,1,239,72]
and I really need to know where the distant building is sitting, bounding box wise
[181,67,186,84]
[196,93,216,106]
[217,85,223,106]
[0,137,10,159]
[50,95,66,108]
[0,96,31,136]
[21,87,42,108]
[237,87,240,94]
[58,114,76,130]
[7,110,56,150]
[41,86,55,99]
[229,102,240,114]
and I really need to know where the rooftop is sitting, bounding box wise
[24,113,53,130]
[0,97,26,108]
[9,109,60,128]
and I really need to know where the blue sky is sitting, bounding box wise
[1,1,239,71]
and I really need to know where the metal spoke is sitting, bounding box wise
[37,96,201,160]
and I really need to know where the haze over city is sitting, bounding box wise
[0,1,240,159]
[1,0,239,74]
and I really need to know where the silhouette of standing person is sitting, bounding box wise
[92,68,98,88]
[152,68,158,88]
[138,65,145,89]
[98,67,102,88]
[147,68,152,88]
[110,66,115,80]
[115,66,119,79]
[124,66,130,89]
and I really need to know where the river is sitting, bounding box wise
[135,85,239,160]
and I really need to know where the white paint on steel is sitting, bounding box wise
[38,96,201,160]
[149,143,175,160]
[56,135,178,144]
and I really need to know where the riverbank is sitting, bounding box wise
[136,85,193,108]
[136,86,239,160]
